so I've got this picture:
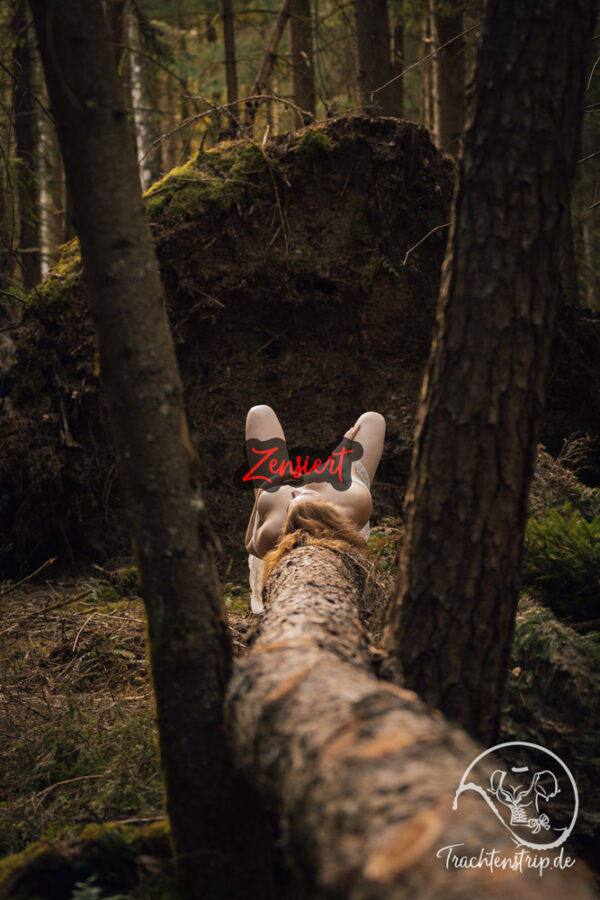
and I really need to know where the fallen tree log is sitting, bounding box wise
[226,545,595,898]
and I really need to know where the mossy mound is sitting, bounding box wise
[0,821,174,900]
[1,116,453,579]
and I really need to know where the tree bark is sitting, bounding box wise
[560,205,580,307]
[383,0,596,744]
[290,0,316,125]
[392,17,404,120]
[221,0,238,108]
[128,9,161,191]
[106,0,127,72]
[420,9,434,134]
[353,0,400,116]
[38,75,64,278]
[29,1,233,895]
[227,545,593,899]
[0,43,15,293]
[12,0,40,290]
[430,0,464,155]
[582,219,596,308]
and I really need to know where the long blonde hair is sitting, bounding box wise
[262,498,367,583]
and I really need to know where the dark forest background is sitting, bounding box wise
[1,0,599,310]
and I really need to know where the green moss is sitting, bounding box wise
[223,583,250,616]
[28,239,82,312]
[145,142,268,221]
[0,839,53,887]
[294,130,333,170]
[53,239,81,277]
[0,822,174,900]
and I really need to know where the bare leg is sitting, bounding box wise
[244,405,289,556]
[245,404,290,486]
[245,404,287,445]
[345,411,386,484]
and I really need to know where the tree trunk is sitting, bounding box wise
[106,0,127,72]
[290,0,316,126]
[420,10,434,133]
[353,0,400,116]
[128,9,161,191]
[582,219,596,308]
[0,62,15,293]
[38,75,64,278]
[29,1,234,895]
[383,0,596,744]
[162,73,177,172]
[430,0,464,155]
[243,0,291,131]
[428,0,441,142]
[392,17,404,119]
[560,205,580,307]
[221,0,238,109]
[227,545,593,899]
[12,0,40,290]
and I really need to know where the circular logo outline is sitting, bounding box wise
[453,741,578,850]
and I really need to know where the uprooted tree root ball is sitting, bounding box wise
[2,115,600,585]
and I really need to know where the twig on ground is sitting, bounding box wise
[0,589,92,635]
[72,611,98,653]
[1,558,57,596]
[30,773,104,801]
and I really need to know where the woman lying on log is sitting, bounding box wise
[244,404,385,612]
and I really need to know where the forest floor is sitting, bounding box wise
[0,565,256,852]
[0,569,255,898]
[0,516,404,899]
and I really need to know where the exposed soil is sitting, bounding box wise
[1,114,599,583]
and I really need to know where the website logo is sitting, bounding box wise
[453,741,578,850]
[436,741,579,876]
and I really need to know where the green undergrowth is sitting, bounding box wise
[502,598,600,839]
[223,582,250,616]
[522,505,600,620]
[0,821,174,900]
[0,572,163,862]
[528,444,600,521]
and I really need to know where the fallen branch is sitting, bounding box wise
[0,557,57,596]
